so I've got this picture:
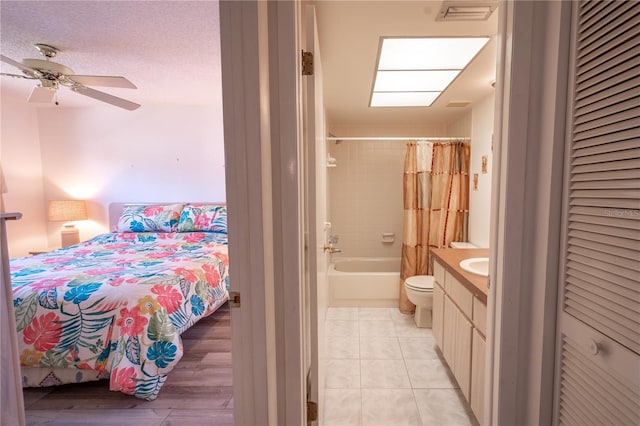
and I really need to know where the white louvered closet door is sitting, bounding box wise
[555,1,640,425]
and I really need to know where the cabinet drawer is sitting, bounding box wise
[445,271,473,318]
[433,260,445,287]
[473,297,487,336]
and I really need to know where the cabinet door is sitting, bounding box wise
[454,307,473,400]
[433,282,445,348]
[443,295,457,364]
[471,328,486,424]
[445,271,473,318]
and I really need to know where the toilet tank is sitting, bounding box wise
[450,242,477,249]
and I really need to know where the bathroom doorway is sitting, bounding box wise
[308,2,498,424]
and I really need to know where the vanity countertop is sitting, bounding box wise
[431,248,489,304]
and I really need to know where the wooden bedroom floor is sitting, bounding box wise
[23,302,233,426]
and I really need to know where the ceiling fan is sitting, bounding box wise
[1,43,140,110]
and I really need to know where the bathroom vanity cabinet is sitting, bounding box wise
[431,248,489,424]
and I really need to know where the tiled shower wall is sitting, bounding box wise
[328,140,406,258]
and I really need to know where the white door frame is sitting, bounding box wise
[219,2,277,423]
[487,1,572,424]
[266,1,306,423]
[219,1,305,424]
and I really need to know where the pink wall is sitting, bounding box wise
[1,97,48,257]
[1,102,226,255]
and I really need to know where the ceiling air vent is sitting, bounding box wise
[436,2,497,21]
[446,101,472,108]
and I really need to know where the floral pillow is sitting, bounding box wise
[177,204,227,233]
[116,204,184,232]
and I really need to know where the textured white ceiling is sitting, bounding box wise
[0,0,221,108]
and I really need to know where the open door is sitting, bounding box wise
[220,1,306,423]
[1,213,26,426]
[303,4,329,425]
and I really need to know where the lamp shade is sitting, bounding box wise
[48,200,88,222]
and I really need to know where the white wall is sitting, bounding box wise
[446,95,495,248]
[0,97,48,257]
[37,104,227,246]
[447,109,472,137]
[468,93,495,248]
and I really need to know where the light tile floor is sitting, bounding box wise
[323,307,477,426]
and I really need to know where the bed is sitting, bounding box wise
[10,203,229,400]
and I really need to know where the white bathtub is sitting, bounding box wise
[329,257,401,307]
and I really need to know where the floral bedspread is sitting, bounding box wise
[10,232,229,400]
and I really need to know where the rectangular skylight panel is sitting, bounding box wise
[378,37,490,70]
[370,92,440,107]
[373,70,460,92]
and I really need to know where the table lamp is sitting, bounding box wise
[48,200,88,247]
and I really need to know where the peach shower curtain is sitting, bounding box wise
[399,141,470,314]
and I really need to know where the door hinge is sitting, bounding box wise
[229,291,240,308]
[307,400,318,422]
[302,50,314,76]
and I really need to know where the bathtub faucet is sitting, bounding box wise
[323,243,342,254]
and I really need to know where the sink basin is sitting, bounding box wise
[459,257,489,277]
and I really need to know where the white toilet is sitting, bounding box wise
[404,275,434,328]
[450,241,477,249]
[404,243,475,328]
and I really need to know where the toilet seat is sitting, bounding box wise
[405,275,434,292]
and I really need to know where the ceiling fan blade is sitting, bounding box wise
[69,75,137,89]
[72,86,140,111]
[28,86,56,103]
[1,72,36,80]
[1,54,37,74]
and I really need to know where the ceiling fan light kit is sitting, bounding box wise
[1,43,140,110]
[28,86,57,103]
[33,43,59,59]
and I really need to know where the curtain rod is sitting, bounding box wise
[326,137,470,141]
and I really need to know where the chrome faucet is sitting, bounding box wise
[324,235,341,253]
[323,243,342,254]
